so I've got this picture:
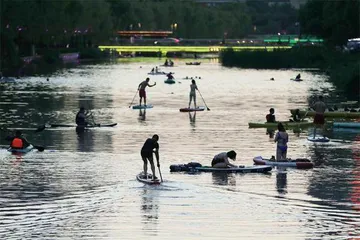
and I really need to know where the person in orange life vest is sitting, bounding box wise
[266,108,276,123]
[8,130,30,149]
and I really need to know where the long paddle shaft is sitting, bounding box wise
[197,90,210,111]
[158,166,163,182]
[129,89,139,108]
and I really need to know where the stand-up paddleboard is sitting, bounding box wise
[307,136,330,142]
[179,106,205,112]
[136,173,161,185]
[132,104,153,110]
[290,78,303,82]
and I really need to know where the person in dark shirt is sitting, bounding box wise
[266,108,276,123]
[141,134,160,180]
[75,107,90,126]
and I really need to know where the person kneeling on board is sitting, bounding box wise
[7,130,30,149]
[211,151,237,168]
[141,134,160,180]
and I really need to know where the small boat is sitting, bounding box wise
[253,156,314,169]
[290,78,303,81]
[136,173,161,185]
[7,144,34,153]
[333,122,360,129]
[185,62,201,65]
[290,109,360,118]
[170,162,272,173]
[132,104,153,109]
[148,72,168,75]
[164,79,176,84]
[307,136,330,142]
[248,121,313,129]
[179,106,205,112]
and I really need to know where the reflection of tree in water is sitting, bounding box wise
[211,172,236,186]
[307,145,354,202]
[275,167,287,195]
[141,188,159,232]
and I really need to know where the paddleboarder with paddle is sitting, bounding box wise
[311,96,326,138]
[189,79,198,109]
[140,134,160,181]
[75,107,92,127]
[138,78,156,107]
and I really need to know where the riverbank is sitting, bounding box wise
[220,47,360,99]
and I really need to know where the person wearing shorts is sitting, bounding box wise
[138,78,156,106]
[141,134,160,180]
[189,79,198,108]
[312,96,326,138]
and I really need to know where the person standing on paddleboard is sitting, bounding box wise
[189,79,198,109]
[274,123,288,161]
[211,151,237,168]
[312,96,326,138]
[138,78,156,106]
[75,107,92,127]
[141,134,160,180]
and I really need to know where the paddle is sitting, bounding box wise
[158,165,163,182]
[197,89,210,111]
[129,89,139,108]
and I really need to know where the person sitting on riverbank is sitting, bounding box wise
[211,151,238,168]
[266,108,276,123]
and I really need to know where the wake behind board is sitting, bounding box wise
[136,173,161,185]
[179,106,205,112]
[132,104,153,110]
[307,136,330,142]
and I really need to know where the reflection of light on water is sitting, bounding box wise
[350,134,360,211]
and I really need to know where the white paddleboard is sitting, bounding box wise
[307,136,330,142]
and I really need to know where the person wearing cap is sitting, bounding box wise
[211,150,238,168]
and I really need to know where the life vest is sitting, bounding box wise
[11,138,23,149]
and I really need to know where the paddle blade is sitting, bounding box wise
[35,125,46,133]
[34,146,45,152]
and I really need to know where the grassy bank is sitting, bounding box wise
[220,47,360,99]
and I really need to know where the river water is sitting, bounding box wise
[0,58,359,239]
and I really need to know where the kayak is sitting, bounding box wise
[170,162,272,173]
[136,173,161,185]
[48,123,117,128]
[307,136,330,142]
[132,104,153,109]
[148,72,167,75]
[290,78,303,81]
[164,79,176,84]
[179,106,205,112]
[248,121,313,129]
[7,144,34,153]
[186,62,201,65]
[290,109,360,118]
[333,122,360,129]
[253,156,314,169]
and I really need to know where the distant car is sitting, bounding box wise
[154,38,180,45]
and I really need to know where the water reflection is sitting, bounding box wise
[275,167,288,195]
[77,129,95,152]
[211,172,236,186]
[350,135,360,211]
[138,109,146,121]
[188,112,196,127]
[140,188,159,234]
